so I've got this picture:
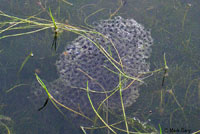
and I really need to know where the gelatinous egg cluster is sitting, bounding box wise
[31,16,153,125]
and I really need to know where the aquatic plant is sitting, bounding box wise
[0,1,169,133]
[0,112,13,134]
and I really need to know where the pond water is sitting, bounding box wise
[0,0,200,134]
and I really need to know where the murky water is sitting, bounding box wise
[0,0,200,134]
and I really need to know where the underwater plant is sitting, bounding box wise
[3,0,198,133]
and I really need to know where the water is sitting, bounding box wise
[0,0,200,134]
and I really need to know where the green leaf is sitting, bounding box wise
[49,8,57,29]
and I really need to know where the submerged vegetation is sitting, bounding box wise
[0,0,200,134]
[0,114,13,134]
[0,93,14,134]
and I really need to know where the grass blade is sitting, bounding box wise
[119,73,129,134]
[158,124,162,134]
[18,52,33,74]
[35,73,66,117]
[86,81,117,134]
[49,8,57,29]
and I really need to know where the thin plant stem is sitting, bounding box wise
[0,121,11,134]
[86,81,117,134]
[119,73,129,134]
